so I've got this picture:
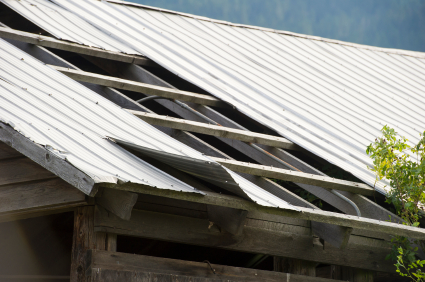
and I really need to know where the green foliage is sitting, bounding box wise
[367,125,425,281]
[395,247,425,281]
[366,125,425,224]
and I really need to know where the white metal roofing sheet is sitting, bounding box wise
[0,37,297,209]
[0,39,297,210]
[4,0,424,195]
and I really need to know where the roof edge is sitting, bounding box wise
[107,0,425,59]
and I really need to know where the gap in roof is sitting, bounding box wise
[126,0,425,52]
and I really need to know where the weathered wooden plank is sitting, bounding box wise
[71,206,108,282]
[0,178,86,222]
[311,221,352,249]
[0,27,152,66]
[96,188,138,220]
[0,141,22,160]
[49,65,228,108]
[211,157,374,196]
[206,205,247,235]
[274,257,318,277]
[100,183,422,240]
[0,123,96,195]
[135,193,384,244]
[128,110,299,150]
[94,208,395,272]
[87,250,347,282]
[0,157,56,186]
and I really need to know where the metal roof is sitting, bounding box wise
[0,37,298,209]
[3,0,425,195]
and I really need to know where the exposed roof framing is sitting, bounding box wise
[210,157,375,196]
[1,1,423,261]
[51,65,228,108]
[99,182,425,240]
[128,110,300,150]
[0,26,153,66]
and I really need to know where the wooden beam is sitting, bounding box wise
[333,266,375,282]
[94,207,395,272]
[86,250,345,282]
[311,221,352,250]
[206,205,247,235]
[96,187,138,220]
[0,124,96,195]
[99,183,425,241]
[49,65,228,108]
[211,157,374,196]
[71,206,109,282]
[0,27,153,66]
[0,178,87,222]
[128,110,299,150]
[274,257,318,277]
[0,157,56,186]
[0,141,22,160]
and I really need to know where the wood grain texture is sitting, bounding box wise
[274,257,317,277]
[206,205,247,235]
[0,178,86,222]
[0,157,56,186]
[96,188,138,220]
[0,141,22,160]
[94,207,395,272]
[0,124,96,195]
[71,206,108,282]
[86,250,346,282]
[101,183,425,241]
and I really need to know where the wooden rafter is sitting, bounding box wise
[0,27,153,66]
[210,157,374,196]
[49,65,228,108]
[128,110,300,150]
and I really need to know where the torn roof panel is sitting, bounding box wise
[0,38,298,210]
[34,0,425,195]
[0,38,200,194]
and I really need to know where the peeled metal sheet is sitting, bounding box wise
[0,38,202,194]
[44,0,425,195]
[0,38,297,209]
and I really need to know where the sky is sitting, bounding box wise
[127,0,425,52]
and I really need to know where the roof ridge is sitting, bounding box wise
[106,0,425,59]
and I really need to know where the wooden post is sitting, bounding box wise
[274,257,317,277]
[332,265,374,282]
[70,206,118,282]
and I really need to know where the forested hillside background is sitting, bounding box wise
[129,0,425,52]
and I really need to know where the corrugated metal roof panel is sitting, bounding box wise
[0,37,201,193]
[1,0,137,54]
[0,37,297,210]
[4,0,424,195]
